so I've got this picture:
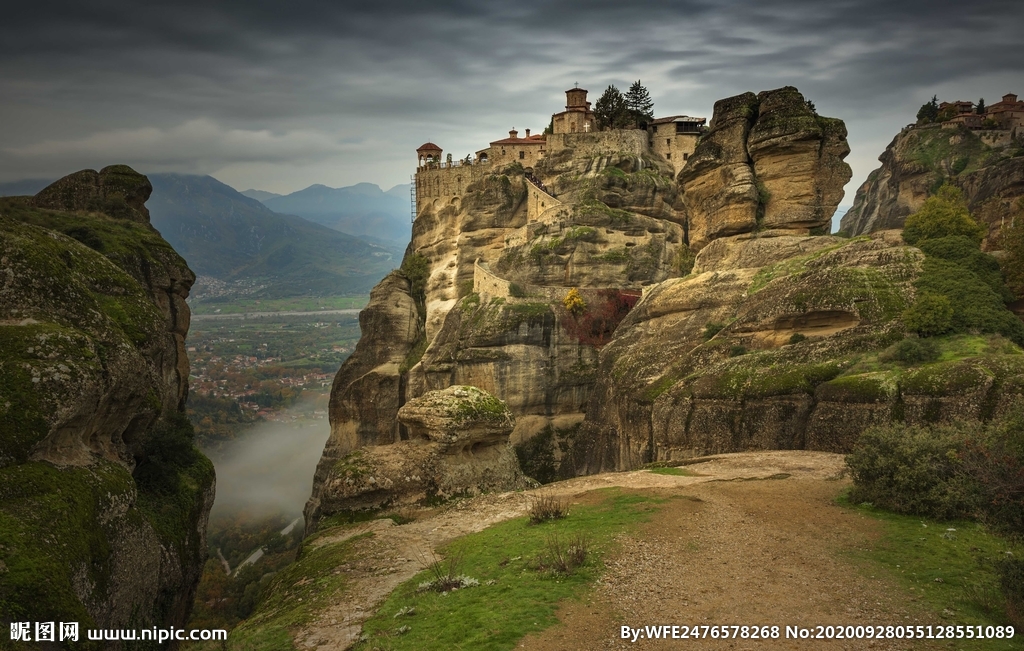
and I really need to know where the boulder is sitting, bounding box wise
[309,387,532,515]
[33,164,154,223]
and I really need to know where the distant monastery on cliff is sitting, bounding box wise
[413,87,706,219]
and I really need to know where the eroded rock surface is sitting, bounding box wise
[306,86,1024,535]
[0,167,213,638]
[311,387,531,514]
[840,125,1024,250]
[680,87,851,251]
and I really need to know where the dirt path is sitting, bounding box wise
[294,451,940,650]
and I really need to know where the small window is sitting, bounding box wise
[666,153,671,159]
[519,151,525,159]
[666,138,671,146]
[683,153,689,160]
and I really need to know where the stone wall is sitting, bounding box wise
[473,260,512,300]
[486,143,547,169]
[526,182,562,222]
[545,130,649,160]
[415,161,493,216]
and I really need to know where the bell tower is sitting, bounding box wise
[416,142,443,167]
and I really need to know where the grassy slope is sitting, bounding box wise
[840,496,1022,650]
[227,490,664,651]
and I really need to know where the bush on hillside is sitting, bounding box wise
[898,185,1024,345]
[902,185,985,246]
[880,336,940,363]
[902,292,953,337]
[847,410,1024,534]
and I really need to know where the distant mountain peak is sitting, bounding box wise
[240,188,282,202]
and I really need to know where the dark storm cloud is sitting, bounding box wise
[1,0,1020,192]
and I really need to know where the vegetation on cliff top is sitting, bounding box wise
[901,186,1024,345]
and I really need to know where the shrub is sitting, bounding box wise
[902,185,985,246]
[508,282,528,298]
[703,322,725,340]
[562,287,586,316]
[417,547,478,593]
[528,495,568,524]
[846,422,980,519]
[903,292,953,337]
[559,289,639,347]
[999,558,1024,627]
[1001,199,1024,300]
[847,411,1024,533]
[400,253,430,308]
[917,235,1011,300]
[539,533,590,575]
[880,337,940,364]
[914,258,1024,345]
[728,345,747,357]
[788,333,807,345]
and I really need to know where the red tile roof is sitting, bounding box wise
[489,135,547,146]
[416,142,442,152]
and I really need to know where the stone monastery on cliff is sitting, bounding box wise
[414,86,706,218]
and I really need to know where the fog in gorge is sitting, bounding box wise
[205,415,331,520]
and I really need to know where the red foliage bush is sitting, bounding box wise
[560,289,640,347]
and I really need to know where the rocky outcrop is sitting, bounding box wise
[680,87,851,251]
[572,230,1024,473]
[310,386,531,513]
[307,86,1024,532]
[840,124,1024,249]
[0,167,214,640]
[32,163,155,223]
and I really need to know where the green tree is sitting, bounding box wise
[916,95,939,123]
[902,184,985,245]
[594,85,630,130]
[903,292,954,336]
[976,97,986,115]
[624,80,654,127]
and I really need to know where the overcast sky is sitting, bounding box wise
[1,0,1021,201]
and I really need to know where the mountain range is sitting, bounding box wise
[254,182,412,246]
[146,174,398,301]
[0,174,412,303]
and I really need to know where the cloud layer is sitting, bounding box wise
[2,0,1020,194]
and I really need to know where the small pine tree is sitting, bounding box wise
[916,95,940,123]
[594,85,630,130]
[624,80,654,127]
[976,98,986,115]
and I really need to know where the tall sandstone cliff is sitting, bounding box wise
[840,124,1024,251]
[0,166,214,644]
[306,87,1024,531]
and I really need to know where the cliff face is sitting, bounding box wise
[840,125,1024,250]
[680,87,851,251]
[306,86,1024,532]
[0,166,214,641]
